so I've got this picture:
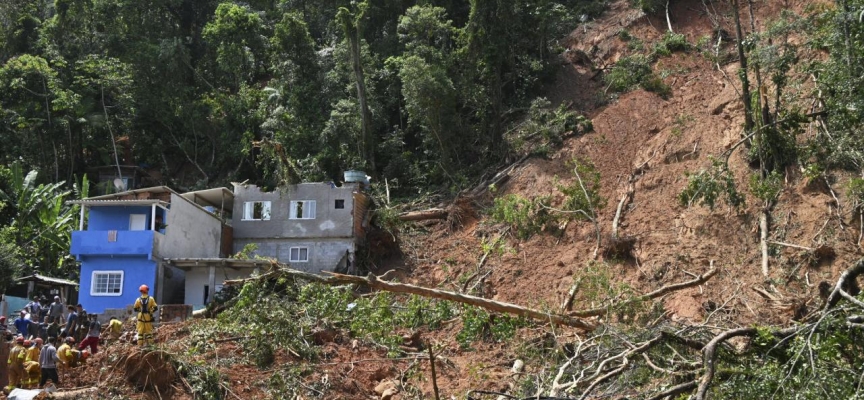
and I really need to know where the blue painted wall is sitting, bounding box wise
[88,206,165,231]
[89,206,150,230]
[71,230,155,258]
[78,256,156,314]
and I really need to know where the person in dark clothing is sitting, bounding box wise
[60,306,77,338]
[39,336,61,386]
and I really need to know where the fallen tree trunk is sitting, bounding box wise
[760,208,769,277]
[225,266,595,331]
[398,209,448,222]
[47,387,99,398]
[325,272,596,331]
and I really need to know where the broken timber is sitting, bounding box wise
[225,266,596,331]
[398,208,448,222]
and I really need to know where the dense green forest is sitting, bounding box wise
[0,0,604,278]
[0,0,600,190]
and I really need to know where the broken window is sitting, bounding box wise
[289,247,309,262]
[289,200,316,219]
[335,199,345,209]
[243,201,271,221]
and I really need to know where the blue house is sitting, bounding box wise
[69,187,232,314]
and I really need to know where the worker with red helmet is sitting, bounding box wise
[133,284,158,346]
[5,336,26,391]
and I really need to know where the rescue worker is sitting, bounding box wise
[47,296,64,324]
[13,311,31,337]
[57,337,75,370]
[60,305,77,338]
[39,337,61,387]
[78,315,101,354]
[75,304,88,343]
[5,336,26,391]
[46,317,60,340]
[23,338,41,389]
[107,317,123,341]
[133,285,158,346]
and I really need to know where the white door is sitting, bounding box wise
[129,214,147,231]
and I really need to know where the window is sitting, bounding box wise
[289,200,316,219]
[129,214,147,231]
[289,247,309,262]
[243,201,271,221]
[334,199,345,209]
[91,271,123,296]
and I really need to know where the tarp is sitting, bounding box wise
[7,388,43,400]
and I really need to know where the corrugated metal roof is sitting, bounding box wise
[66,199,170,207]
[163,258,276,269]
[15,274,78,286]
[181,187,234,211]
[85,186,174,200]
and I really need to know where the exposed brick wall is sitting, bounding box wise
[160,304,192,323]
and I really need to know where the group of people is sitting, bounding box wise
[13,297,99,345]
[3,284,157,392]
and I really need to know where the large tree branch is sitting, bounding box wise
[225,265,596,331]
[570,263,718,318]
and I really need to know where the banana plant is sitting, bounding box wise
[0,161,86,277]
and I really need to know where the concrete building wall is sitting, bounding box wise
[158,193,223,259]
[158,263,186,305]
[233,237,353,273]
[232,183,359,240]
[79,256,156,314]
[184,267,255,310]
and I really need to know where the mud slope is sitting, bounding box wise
[402,0,860,330]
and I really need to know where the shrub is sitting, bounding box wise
[678,158,746,210]
[605,54,670,98]
[605,54,653,92]
[652,32,688,56]
[630,0,666,14]
[488,194,552,239]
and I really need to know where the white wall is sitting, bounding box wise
[184,267,254,310]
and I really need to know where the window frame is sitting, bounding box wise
[289,200,317,220]
[289,247,309,262]
[334,199,345,209]
[90,270,124,297]
[242,201,272,221]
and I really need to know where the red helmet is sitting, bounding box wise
[0,316,6,323]
[35,338,43,346]
[16,337,24,343]
[23,339,31,347]
[139,284,149,293]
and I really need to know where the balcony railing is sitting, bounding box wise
[71,230,155,257]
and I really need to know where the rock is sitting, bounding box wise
[375,379,397,395]
[311,327,337,345]
[381,387,399,400]
[511,359,525,374]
